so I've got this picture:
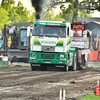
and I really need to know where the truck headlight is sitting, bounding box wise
[33,60,36,62]
[30,57,36,59]
[60,55,64,58]
[32,53,36,56]
[59,61,63,63]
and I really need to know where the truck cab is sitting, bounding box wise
[29,20,91,71]
[70,23,92,70]
[19,27,30,50]
[30,20,71,71]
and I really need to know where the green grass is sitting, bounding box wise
[17,62,29,64]
[77,94,100,100]
[88,62,100,67]
[11,62,30,65]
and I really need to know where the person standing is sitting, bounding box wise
[73,30,80,37]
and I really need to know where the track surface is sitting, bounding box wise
[0,64,100,100]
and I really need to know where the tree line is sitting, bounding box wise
[0,0,36,30]
[41,0,100,22]
[0,0,100,30]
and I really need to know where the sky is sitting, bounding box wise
[0,0,100,17]
[15,0,33,11]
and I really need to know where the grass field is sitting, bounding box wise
[88,62,100,67]
[77,94,100,100]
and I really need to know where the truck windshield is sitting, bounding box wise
[20,29,29,46]
[33,25,66,38]
[72,30,82,37]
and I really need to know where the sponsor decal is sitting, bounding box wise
[41,41,56,44]
[67,37,71,45]
[56,40,63,46]
[34,38,40,45]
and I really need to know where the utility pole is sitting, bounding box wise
[72,0,78,23]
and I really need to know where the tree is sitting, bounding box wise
[8,8,20,23]
[14,1,30,22]
[1,0,21,23]
[28,12,36,22]
[79,0,100,12]
[43,0,100,22]
[0,7,11,30]
[41,8,65,21]
[41,9,55,20]
[1,0,36,23]
[1,0,15,11]
[78,9,92,17]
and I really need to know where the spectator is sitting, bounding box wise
[11,56,18,63]
[73,30,80,37]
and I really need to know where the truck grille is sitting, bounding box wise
[41,46,55,52]
[41,54,54,59]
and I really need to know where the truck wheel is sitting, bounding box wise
[64,64,69,71]
[86,61,89,68]
[72,50,78,71]
[80,57,88,70]
[31,64,37,71]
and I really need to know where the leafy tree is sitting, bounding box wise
[1,0,15,12]
[41,9,55,20]
[41,8,65,21]
[1,0,36,23]
[54,14,65,21]
[1,0,21,23]
[46,0,100,13]
[0,7,11,30]
[28,12,36,22]
[44,0,100,21]
[79,0,100,12]
[8,8,20,23]
[78,9,92,17]
[15,1,30,22]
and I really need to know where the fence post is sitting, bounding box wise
[59,89,66,100]
[63,90,66,100]
[59,89,62,100]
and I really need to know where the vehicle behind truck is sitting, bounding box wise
[29,20,91,71]
[0,23,33,63]
[70,23,92,70]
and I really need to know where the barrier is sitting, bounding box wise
[0,56,10,65]
[59,89,66,100]
[90,52,100,62]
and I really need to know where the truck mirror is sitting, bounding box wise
[87,31,90,37]
[27,26,31,37]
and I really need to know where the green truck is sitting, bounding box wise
[28,20,91,71]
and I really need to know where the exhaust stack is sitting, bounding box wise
[31,0,44,19]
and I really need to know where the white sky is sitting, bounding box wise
[15,0,33,11]
[0,0,100,17]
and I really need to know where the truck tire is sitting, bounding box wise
[64,64,69,71]
[81,60,88,70]
[31,64,37,71]
[72,50,78,71]
[63,55,69,71]
[86,61,89,68]
[80,56,88,70]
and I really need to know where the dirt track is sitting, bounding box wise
[0,64,100,100]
